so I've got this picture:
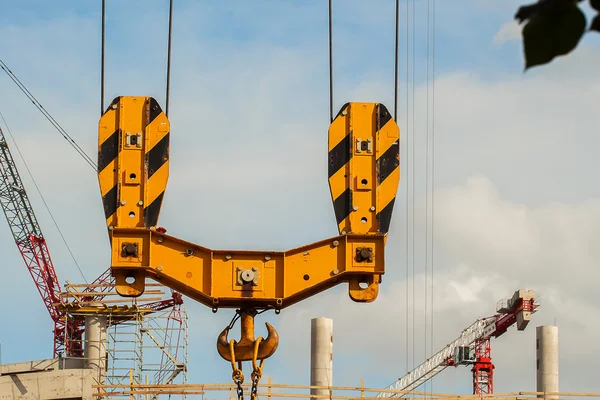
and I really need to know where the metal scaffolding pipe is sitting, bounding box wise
[536,325,559,399]
[310,317,333,399]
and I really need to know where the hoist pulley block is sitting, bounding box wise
[97,96,400,310]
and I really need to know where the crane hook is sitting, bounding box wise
[217,308,279,362]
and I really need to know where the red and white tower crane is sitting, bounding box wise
[0,125,182,358]
[377,289,539,397]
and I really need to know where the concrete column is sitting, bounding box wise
[310,317,333,399]
[84,314,107,382]
[536,325,558,398]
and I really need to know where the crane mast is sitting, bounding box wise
[0,126,69,355]
[0,125,183,357]
[377,289,538,397]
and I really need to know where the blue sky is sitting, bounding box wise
[1,0,600,398]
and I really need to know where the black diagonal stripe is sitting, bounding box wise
[333,187,352,226]
[103,96,121,115]
[328,134,351,178]
[144,192,164,228]
[376,197,395,234]
[376,103,392,131]
[98,129,120,172]
[377,142,400,184]
[146,132,170,179]
[148,97,163,125]
[102,185,118,220]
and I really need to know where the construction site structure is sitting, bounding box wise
[0,125,183,358]
[0,284,188,400]
[310,317,333,399]
[377,289,539,397]
[536,325,558,398]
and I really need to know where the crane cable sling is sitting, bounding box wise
[0,60,97,171]
[101,0,174,117]
[101,0,105,115]
[429,0,436,395]
[329,1,401,122]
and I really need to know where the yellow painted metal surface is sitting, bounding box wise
[98,97,399,311]
[98,96,170,230]
[110,227,384,309]
[327,102,400,236]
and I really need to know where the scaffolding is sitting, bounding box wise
[61,284,188,400]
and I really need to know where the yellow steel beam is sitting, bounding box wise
[109,227,384,309]
[97,97,399,311]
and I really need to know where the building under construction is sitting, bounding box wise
[0,1,587,399]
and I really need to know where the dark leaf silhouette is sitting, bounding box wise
[591,13,600,32]
[518,1,586,70]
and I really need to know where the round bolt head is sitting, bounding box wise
[332,268,339,275]
[157,237,164,243]
[370,206,376,211]
[353,205,358,211]
[241,269,255,283]
[157,265,163,271]
[108,226,114,230]
[121,200,127,205]
[138,201,144,206]
[225,254,232,260]
[265,255,271,261]
[341,230,347,235]
[252,267,258,272]
[333,240,339,247]
[111,104,117,109]
[303,251,309,256]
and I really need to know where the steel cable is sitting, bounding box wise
[0,59,97,171]
[0,111,88,283]
[166,0,174,117]
[328,0,333,122]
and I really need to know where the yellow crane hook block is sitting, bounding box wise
[97,97,400,310]
[98,96,170,230]
[328,102,399,237]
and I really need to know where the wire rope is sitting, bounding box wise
[166,0,174,117]
[101,0,106,114]
[411,0,416,380]
[0,59,97,171]
[430,0,437,394]
[0,111,88,283]
[404,0,410,379]
[394,0,400,120]
[425,0,431,393]
[328,0,334,122]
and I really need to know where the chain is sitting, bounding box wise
[225,309,272,400]
[229,339,245,400]
[234,369,244,400]
[250,337,265,400]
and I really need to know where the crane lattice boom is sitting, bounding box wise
[0,125,182,357]
[377,289,538,398]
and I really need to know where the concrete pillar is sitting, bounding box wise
[536,325,559,398]
[84,314,107,383]
[310,317,333,399]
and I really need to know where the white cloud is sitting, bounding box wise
[273,173,600,393]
